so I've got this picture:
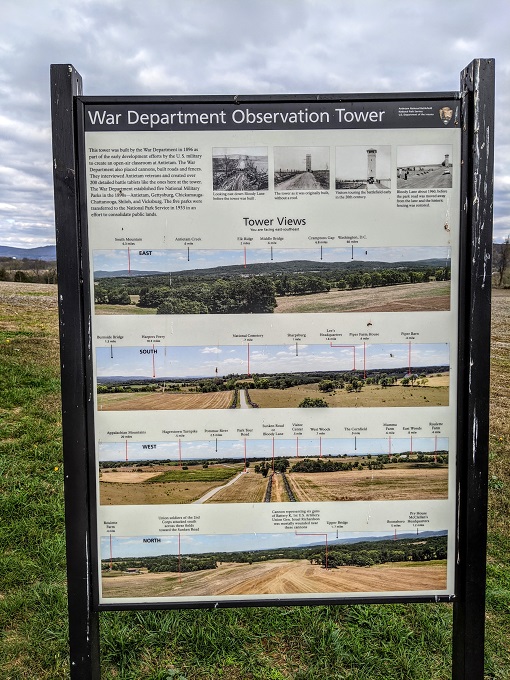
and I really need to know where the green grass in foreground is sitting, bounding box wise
[0,285,509,678]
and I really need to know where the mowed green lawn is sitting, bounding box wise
[1,281,509,679]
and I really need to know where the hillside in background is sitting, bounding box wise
[95,258,450,280]
[0,244,56,260]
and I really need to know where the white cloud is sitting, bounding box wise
[0,0,508,246]
[201,346,222,354]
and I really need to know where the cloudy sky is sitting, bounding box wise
[96,342,449,377]
[101,531,405,558]
[1,0,508,248]
[93,245,450,272]
[98,436,448,462]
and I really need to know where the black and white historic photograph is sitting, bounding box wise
[335,145,391,190]
[212,147,268,191]
[274,146,330,190]
[397,145,453,189]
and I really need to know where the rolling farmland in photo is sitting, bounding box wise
[101,532,448,599]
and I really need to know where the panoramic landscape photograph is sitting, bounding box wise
[95,341,450,411]
[93,245,452,315]
[100,530,449,599]
[98,435,449,505]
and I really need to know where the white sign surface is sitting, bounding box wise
[84,99,460,604]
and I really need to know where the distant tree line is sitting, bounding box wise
[104,555,217,573]
[292,458,363,473]
[101,534,447,573]
[0,257,57,284]
[290,452,448,473]
[97,367,448,396]
[273,267,449,296]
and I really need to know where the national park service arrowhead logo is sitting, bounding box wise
[439,107,453,125]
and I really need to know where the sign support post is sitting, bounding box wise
[51,64,101,679]
[452,58,495,680]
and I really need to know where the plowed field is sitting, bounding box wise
[97,391,234,411]
[205,472,269,503]
[101,559,447,599]
[287,466,448,502]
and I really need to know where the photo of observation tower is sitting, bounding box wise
[274,146,330,190]
[335,145,391,190]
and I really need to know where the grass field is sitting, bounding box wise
[275,280,451,314]
[100,464,242,505]
[1,280,509,679]
[288,466,448,502]
[248,375,449,408]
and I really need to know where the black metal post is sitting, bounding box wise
[50,64,101,679]
[453,58,495,680]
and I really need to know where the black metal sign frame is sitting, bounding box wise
[51,59,494,679]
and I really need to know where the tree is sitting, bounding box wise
[14,270,29,282]
[139,286,172,308]
[244,277,277,313]
[158,298,208,314]
[94,286,109,304]
[274,458,289,473]
[108,288,131,305]
[298,397,329,408]
[318,379,335,393]
[497,235,510,287]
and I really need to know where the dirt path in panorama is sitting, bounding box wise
[239,389,251,409]
[101,559,447,599]
[276,172,323,190]
[270,473,285,502]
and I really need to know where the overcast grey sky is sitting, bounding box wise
[1,0,508,247]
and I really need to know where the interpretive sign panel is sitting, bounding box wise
[51,60,495,680]
[77,97,460,606]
